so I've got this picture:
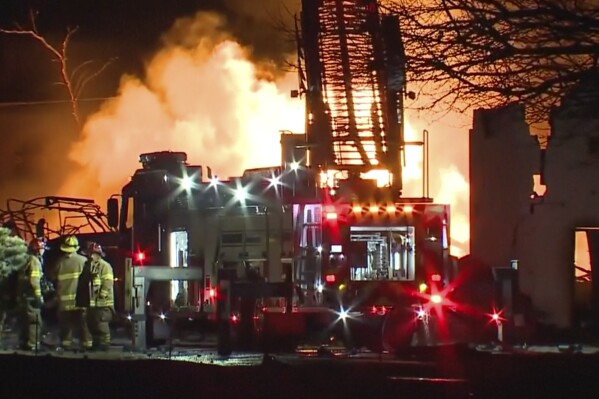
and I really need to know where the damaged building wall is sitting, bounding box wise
[470,78,599,329]
[517,81,599,328]
[469,104,538,269]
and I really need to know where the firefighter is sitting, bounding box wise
[84,242,114,351]
[15,237,45,350]
[54,235,92,351]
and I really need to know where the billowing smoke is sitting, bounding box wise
[58,12,304,200]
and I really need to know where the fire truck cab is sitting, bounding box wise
[112,153,295,290]
[107,0,467,351]
[108,150,313,348]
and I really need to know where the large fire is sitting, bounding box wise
[58,11,470,256]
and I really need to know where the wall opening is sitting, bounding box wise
[574,228,598,326]
[532,174,546,197]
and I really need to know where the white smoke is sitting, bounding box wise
[59,12,304,201]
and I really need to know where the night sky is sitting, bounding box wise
[0,0,300,204]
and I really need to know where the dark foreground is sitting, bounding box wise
[1,345,599,399]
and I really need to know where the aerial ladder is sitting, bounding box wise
[297,0,408,198]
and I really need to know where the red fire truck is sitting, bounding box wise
[92,0,472,351]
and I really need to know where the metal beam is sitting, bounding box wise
[129,266,204,351]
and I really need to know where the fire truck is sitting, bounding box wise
[293,0,457,348]
[98,0,464,352]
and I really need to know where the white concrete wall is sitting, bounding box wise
[469,105,538,268]
[517,116,599,327]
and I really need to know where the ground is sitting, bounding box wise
[2,321,599,399]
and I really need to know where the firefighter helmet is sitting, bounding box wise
[60,235,79,253]
[85,241,105,257]
[28,237,46,252]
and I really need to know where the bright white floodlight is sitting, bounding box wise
[338,308,349,321]
[290,161,300,171]
[181,175,193,191]
[234,186,248,202]
[209,176,220,187]
[267,175,281,188]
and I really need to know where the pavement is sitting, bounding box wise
[3,321,599,399]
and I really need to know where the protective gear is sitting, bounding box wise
[28,237,46,253]
[89,258,114,309]
[87,257,114,348]
[55,251,92,349]
[56,251,87,311]
[85,242,105,257]
[58,310,92,350]
[16,254,44,349]
[60,235,79,253]
[87,307,112,349]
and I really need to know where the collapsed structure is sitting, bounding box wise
[470,76,599,331]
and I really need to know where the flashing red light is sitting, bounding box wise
[135,251,145,262]
[325,274,336,283]
[231,314,239,323]
[430,294,443,304]
[431,273,442,282]
[371,306,377,314]
[489,308,505,324]
[209,288,216,298]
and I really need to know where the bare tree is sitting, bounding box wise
[383,0,599,124]
[0,9,114,126]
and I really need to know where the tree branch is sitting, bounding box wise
[382,0,599,123]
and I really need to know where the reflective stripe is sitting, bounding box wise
[30,270,41,277]
[58,272,81,281]
[88,259,114,308]
[60,294,76,300]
